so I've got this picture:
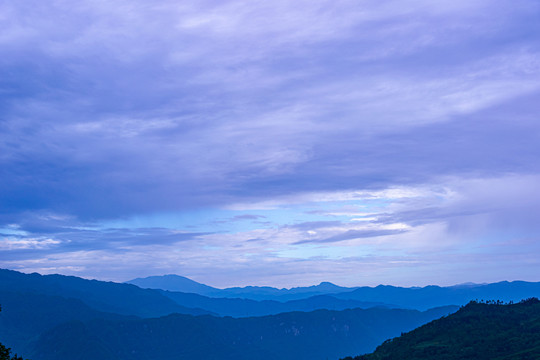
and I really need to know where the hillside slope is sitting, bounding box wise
[342,298,540,360]
[0,269,212,318]
[29,306,457,360]
[0,291,131,355]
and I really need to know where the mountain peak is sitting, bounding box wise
[125,274,218,295]
[316,281,341,289]
[319,281,335,286]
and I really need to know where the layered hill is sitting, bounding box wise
[0,291,130,354]
[29,306,457,360]
[0,269,211,318]
[126,274,219,296]
[126,274,358,301]
[334,282,540,310]
[160,290,390,317]
[213,281,359,301]
[342,298,540,360]
[0,269,389,320]
[0,268,457,359]
[126,274,540,309]
[3,269,540,360]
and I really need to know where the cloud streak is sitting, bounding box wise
[296,229,410,244]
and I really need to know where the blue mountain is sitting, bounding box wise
[0,269,212,318]
[160,291,393,317]
[126,274,358,300]
[28,306,457,360]
[126,274,219,295]
[334,281,540,310]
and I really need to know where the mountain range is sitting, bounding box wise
[2,269,540,360]
[332,282,540,310]
[126,275,358,301]
[128,273,540,310]
[0,269,211,318]
[158,290,391,317]
[25,304,457,360]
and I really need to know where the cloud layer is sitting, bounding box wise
[1,0,540,286]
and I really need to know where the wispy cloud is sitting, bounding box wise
[297,228,410,244]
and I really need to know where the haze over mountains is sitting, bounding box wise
[158,291,389,318]
[127,275,220,297]
[0,269,211,318]
[127,275,357,301]
[2,269,540,360]
[30,306,456,360]
[128,273,540,310]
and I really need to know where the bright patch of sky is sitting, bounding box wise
[98,193,393,233]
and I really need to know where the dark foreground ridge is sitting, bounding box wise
[341,298,540,360]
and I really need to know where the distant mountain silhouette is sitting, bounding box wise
[334,282,540,310]
[342,298,540,360]
[219,282,359,301]
[28,306,457,360]
[126,274,359,301]
[0,269,212,318]
[126,274,540,307]
[3,268,540,360]
[160,291,394,317]
[126,274,219,295]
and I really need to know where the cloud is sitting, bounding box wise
[1,1,540,285]
[230,214,267,221]
[297,228,410,244]
[0,237,60,250]
[0,215,211,260]
[286,221,343,231]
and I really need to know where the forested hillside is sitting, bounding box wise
[29,307,456,360]
[342,298,540,360]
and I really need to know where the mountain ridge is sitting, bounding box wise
[125,273,540,308]
[126,274,219,295]
[0,269,212,318]
[3,269,540,360]
[126,274,358,301]
[334,281,540,310]
[159,290,395,317]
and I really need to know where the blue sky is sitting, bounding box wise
[1,0,540,288]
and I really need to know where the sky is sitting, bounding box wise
[1,0,540,288]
